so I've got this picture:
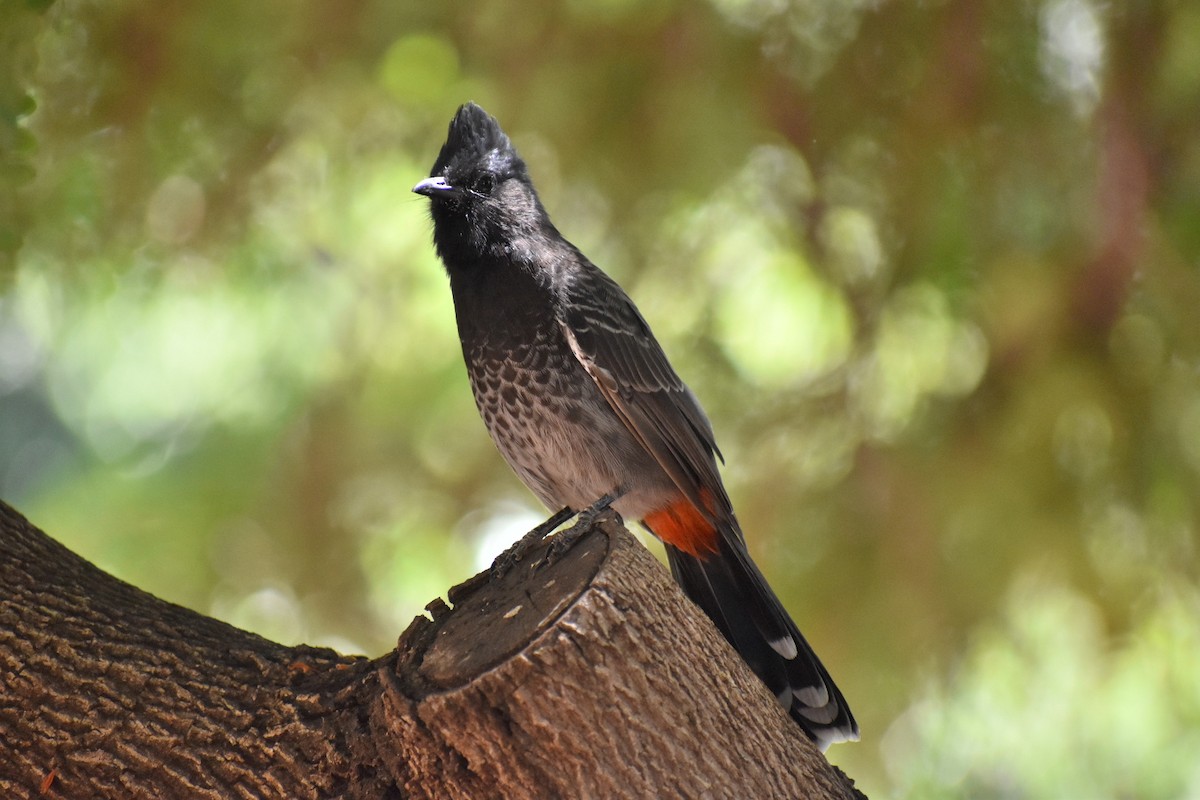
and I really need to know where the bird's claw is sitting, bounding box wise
[538,494,621,569]
[490,506,575,578]
[491,494,620,577]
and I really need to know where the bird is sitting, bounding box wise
[413,102,858,750]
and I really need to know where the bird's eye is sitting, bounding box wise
[473,174,495,195]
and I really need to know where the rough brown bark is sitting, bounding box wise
[0,500,864,799]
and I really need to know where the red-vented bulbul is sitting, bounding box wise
[413,103,858,749]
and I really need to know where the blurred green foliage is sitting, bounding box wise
[3,0,1198,795]
[887,576,1200,798]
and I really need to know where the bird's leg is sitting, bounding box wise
[544,492,622,564]
[491,505,576,578]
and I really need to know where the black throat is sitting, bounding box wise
[444,248,559,361]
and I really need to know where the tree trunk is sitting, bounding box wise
[0,501,864,799]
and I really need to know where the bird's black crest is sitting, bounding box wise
[430,102,523,179]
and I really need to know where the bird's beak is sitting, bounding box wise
[412,176,456,197]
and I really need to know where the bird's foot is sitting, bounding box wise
[490,506,575,579]
[543,493,621,567]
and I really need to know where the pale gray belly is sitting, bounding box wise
[467,343,675,518]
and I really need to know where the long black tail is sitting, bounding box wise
[665,536,858,750]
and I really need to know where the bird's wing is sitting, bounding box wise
[557,261,732,523]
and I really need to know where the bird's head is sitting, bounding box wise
[413,103,548,265]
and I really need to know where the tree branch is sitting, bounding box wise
[0,501,864,799]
